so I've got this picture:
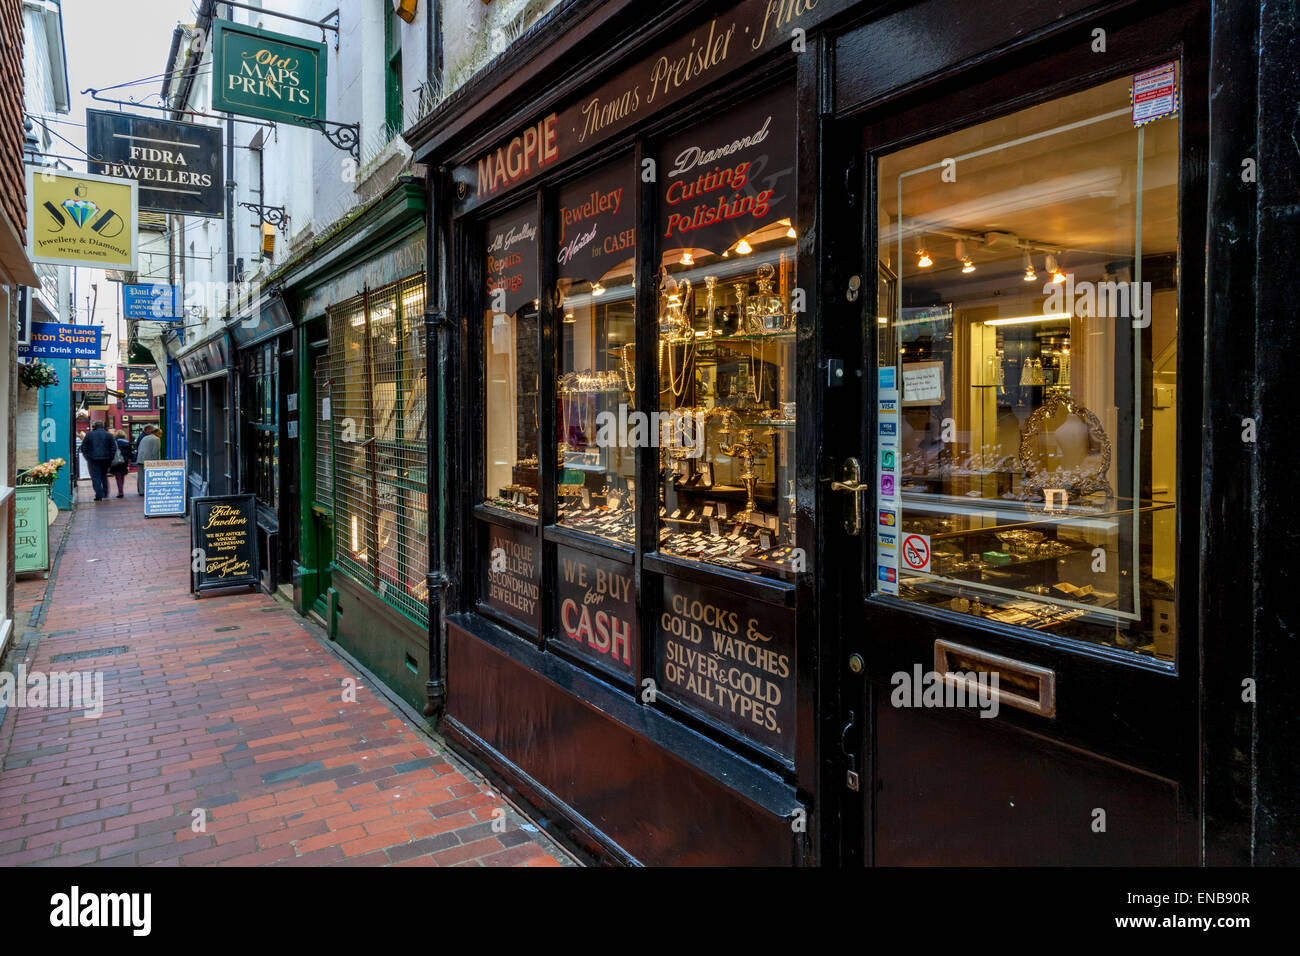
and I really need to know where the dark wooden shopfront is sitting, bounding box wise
[407,0,1295,866]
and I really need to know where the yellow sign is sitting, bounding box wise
[26,168,137,269]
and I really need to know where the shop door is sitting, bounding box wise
[310,348,334,612]
[832,19,1204,866]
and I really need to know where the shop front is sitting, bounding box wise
[407,0,1291,865]
[228,293,294,594]
[278,177,431,712]
[177,329,236,506]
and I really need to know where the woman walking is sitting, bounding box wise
[109,428,132,499]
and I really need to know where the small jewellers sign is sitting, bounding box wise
[452,0,853,212]
[123,366,154,412]
[210,20,327,126]
[86,109,224,217]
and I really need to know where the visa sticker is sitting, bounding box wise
[879,422,896,436]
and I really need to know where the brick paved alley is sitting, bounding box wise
[0,484,573,868]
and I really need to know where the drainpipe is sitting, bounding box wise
[423,163,447,720]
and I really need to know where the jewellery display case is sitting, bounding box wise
[654,235,799,580]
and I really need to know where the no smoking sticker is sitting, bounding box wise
[901,533,931,572]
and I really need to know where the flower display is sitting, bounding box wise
[19,361,59,389]
[19,458,66,485]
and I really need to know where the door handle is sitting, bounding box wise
[831,457,865,535]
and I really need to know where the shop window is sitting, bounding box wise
[555,158,637,543]
[655,88,800,579]
[482,204,540,517]
[242,341,279,512]
[874,72,1180,660]
[329,275,430,624]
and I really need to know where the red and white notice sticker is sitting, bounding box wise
[1132,61,1179,127]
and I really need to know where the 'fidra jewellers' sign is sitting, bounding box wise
[656,578,795,761]
[191,494,260,593]
[453,0,848,212]
[210,20,327,126]
[87,109,224,217]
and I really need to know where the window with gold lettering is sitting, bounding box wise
[483,204,540,517]
[555,158,637,543]
[655,87,801,579]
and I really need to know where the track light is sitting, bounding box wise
[1046,253,1065,283]
[786,225,797,239]
[680,252,694,266]
[1022,250,1037,282]
[591,282,605,297]
[956,240,974,274]
[735,239,752,255]
[916,247,932,268]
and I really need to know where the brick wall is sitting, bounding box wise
[0,0,25,234]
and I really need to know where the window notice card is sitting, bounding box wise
[902,362,944,405]
[1132,61,1179,127]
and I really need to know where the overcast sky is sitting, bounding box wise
[53,0,197,358]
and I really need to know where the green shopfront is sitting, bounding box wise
[280,177,431,711]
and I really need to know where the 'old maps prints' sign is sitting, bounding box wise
[656,578,795,761]
[191,494,260,593]
[210,20,327,126]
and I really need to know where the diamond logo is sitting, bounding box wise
[61,198,98,227]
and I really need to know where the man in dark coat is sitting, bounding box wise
[80,421,117,502]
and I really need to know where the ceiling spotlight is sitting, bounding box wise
[735,239,752,255]
[1046,253,1066,283]
[786,225,797,239]
[955,240,974,273]
[680,252,694,266]
[563,311,576,324]
[962,259,975,274]
[1022,251,1037,282]
[916,249,933,268]
[591,282,606,297]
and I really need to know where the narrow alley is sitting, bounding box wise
[0,484,571,868]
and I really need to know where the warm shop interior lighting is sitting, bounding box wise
[786,225,797,239]
[985,311,1074,327]
[735,239,752,255]
[916,249,933,268]
[1046,253,1066,283]
[563,311,575,324]
[956,240,974,273]
[1022,250,1037,282]
[680,252,694,266]
[591,282,606,297]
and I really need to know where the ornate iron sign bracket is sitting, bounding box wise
[238,202,288,228]
[302,118,361,164]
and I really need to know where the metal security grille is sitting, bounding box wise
[327,273,428,625]
[314,352,333,511]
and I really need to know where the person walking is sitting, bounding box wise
[80,421,117,502]
[134,423,161,496]
[109,429,132,498]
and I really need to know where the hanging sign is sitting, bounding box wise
[556,546,636,678]
[17,286,30,345]
[123,283,185,321]
[123,366,154,412]
[86,109,224,217]
[19,322,102,360]
[26,168,137,269]
[143,460,186,518]
[15,486,50,574]
[210,20,328,126]
[191,494,260,592]
[71,364,107,388]
[655,578,796,761]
